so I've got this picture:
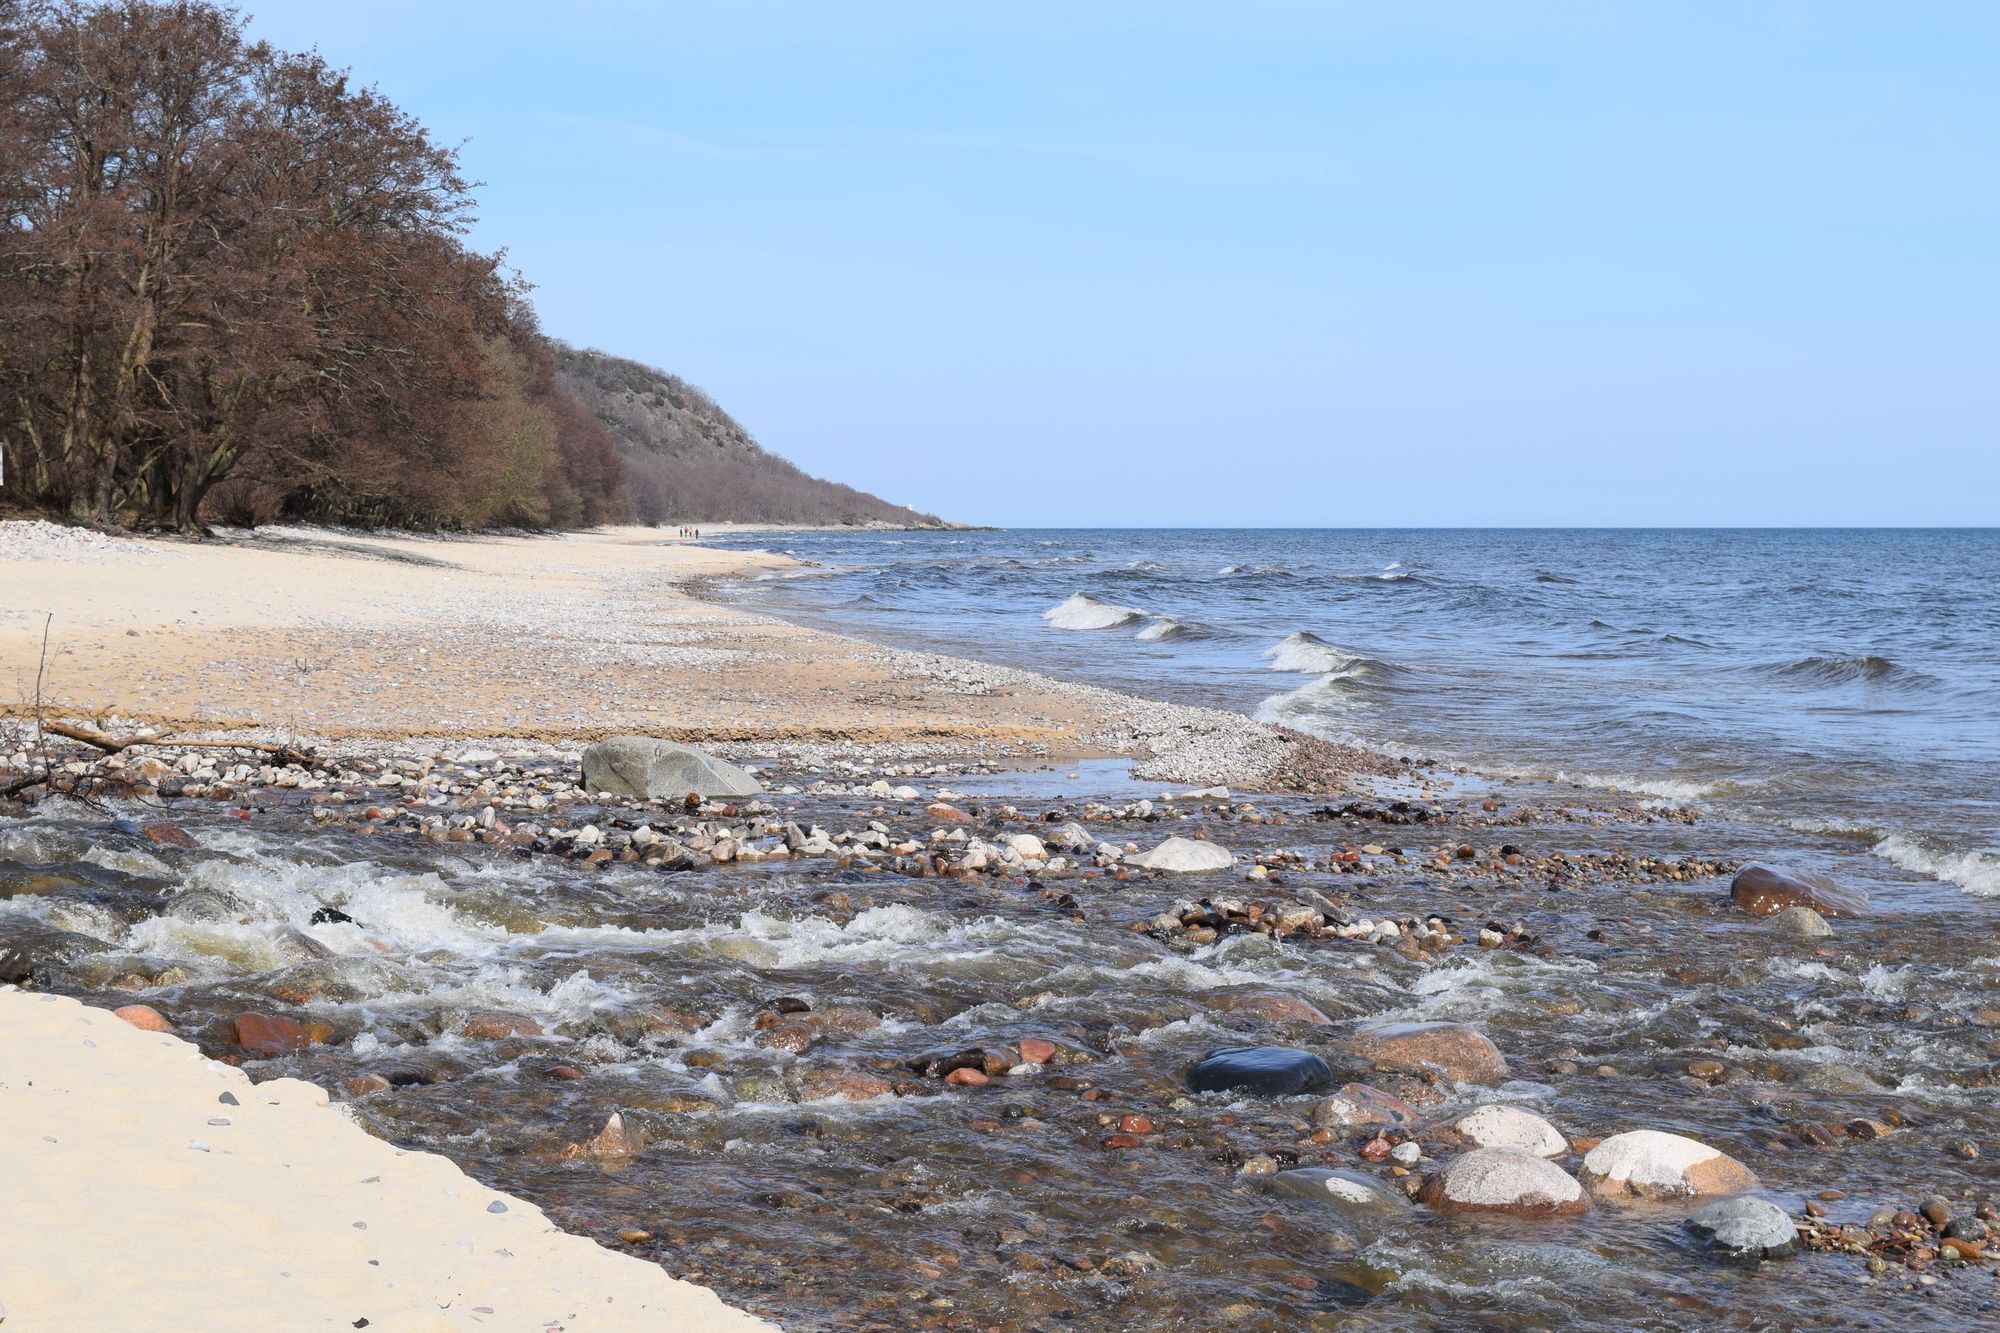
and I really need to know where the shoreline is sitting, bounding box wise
[0,520,1388,789]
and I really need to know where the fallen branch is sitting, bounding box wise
[44,720,325,771]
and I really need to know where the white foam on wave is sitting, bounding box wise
[1264,631,1362,675]
[1042,592,1145,631]
[1871,832,2000,896]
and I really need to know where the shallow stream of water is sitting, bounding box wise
[5,755,1996,1330]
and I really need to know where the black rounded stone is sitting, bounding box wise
[1187,1046,1335,1096]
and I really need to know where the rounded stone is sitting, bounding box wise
[1419,1148,1592,1218]
[1313,1082,1420,1128]
[1730,864,1868,918]
[1683,1196,1800,1261]
[1454,1104,1568,1158]
[1578,1130,1758,1200]
[1129,837,1235,873]
[1187,1046,1335,1097]
[1345,1021,1509,1085]
[1767,905,1833,938]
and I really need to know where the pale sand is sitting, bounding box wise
[0,988,775,1332]
[0,523,1113,751]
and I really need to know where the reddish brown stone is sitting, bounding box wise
[1346,1021,1510,1085]
[793,1067,896,1101]
[945,1067,989,1087]
[112,1004,173,1033]
[1118,1114,1155,1135]
[459,1010,543,1041]
[1729,864,1868,918]
[1018,1038,1058,1065]
[544,1065,585,1081]
[233,1012,312,1056]
[926,803,972,823]
[140,821,197,848]
[344,1073,392,1097]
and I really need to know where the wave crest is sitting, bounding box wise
[1758,654,1935,690]
[1042,593,1145,631]
[1265,631,1363,675]
[1872,833,2000,896]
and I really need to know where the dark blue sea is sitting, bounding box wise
[710,528,2000,899]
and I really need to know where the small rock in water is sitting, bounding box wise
[1313,1083,1420,1128]
[1683,1196,1800,1261]
[1345,1021,1509,1085]
[112,1003,173,1033]
[1419,1149,1592,1218]
[1264,1167,1409,1224]
[1578,1130,1758,1200]
[1454,1104,1568,1158]
[1767,905,1833,939]
[1187,1046,1335,1097]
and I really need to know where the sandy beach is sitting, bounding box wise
[0,522,1366,787]
[0,987,772,1331]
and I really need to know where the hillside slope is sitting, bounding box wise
[554,345,941,527]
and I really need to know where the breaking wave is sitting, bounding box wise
[1873,833,2000,897]
[1265,631,1365,675]
[1042,593,1146,631]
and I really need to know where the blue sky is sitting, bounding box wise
[241,1,1998,527]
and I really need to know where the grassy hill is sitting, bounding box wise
[554,345,942,527]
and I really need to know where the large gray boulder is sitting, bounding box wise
[580,737,760,800]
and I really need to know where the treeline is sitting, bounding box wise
[0,0,626,530]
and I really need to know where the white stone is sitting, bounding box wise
[1454,1104,1568,1158]
[1128,837,1234,873]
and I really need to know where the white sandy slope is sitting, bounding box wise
[0,989,775,1332]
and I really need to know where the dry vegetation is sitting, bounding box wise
[0,0,931,533]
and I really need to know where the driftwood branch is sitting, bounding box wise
[43,720,325,771]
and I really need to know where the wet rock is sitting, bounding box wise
[0,947,31,985]
[1454,1104,1568,1158]
[1578,1130,1758,1200]
[112,1003,173,1033]
[1017,1038,1058,1065]
[1207,991,1334,1026]
[580,737,760,800]
[1729,864,1868,918]
[1418,1149,1592,1218]
[1683,1196,1800,1261]
[459,1010,544,1041]
[925,802,971,823]
[1129,837,1234,873]
[790,1066,896,1102]
[564,1111,645,1161]
[1312,1083,1419,1128]
[1187,1046,1335,1097]
[1265,1167,1410,1225]
[1767,905,1832,939]
[140,821,198,848]
[1346,1021,1509,1085]
[232,1011,329,1057]
[343,1074,393,1098]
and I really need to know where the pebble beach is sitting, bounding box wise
[3,522,1997,1331]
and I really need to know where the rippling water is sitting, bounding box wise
[711,528,2000,902]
